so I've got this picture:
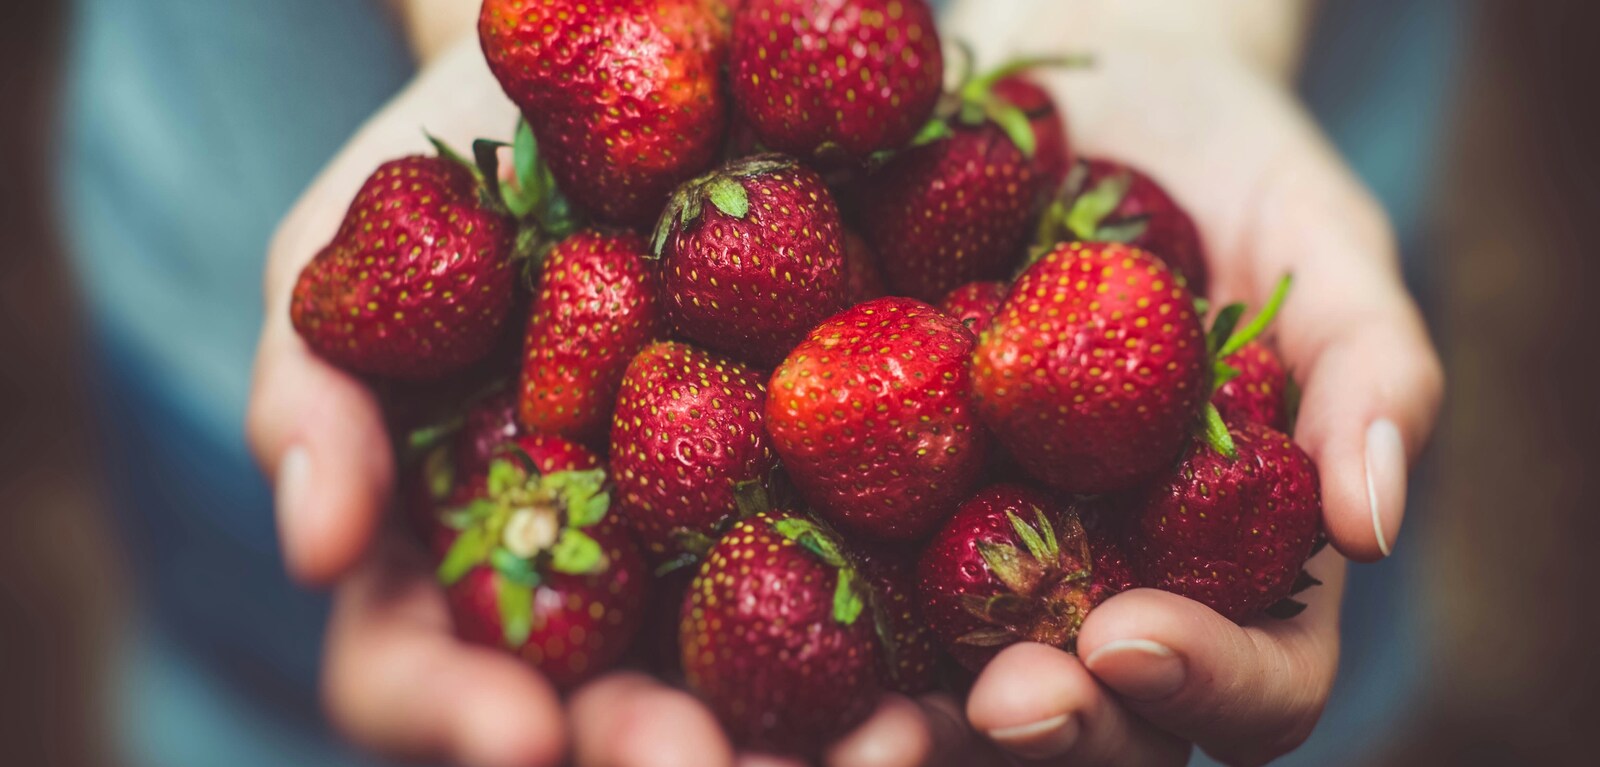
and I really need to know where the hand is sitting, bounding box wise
[947,2,1444,764]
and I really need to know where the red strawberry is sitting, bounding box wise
[1123,420,1322,622]
[1036,157,1211,295]
[681,514,882,754]
[438,461,647,689]
[519,228,665,445]
[972,242,1208,494]
[992,74,1073,191]
[938,280,1008,333]
[651,155,846,367]
[916,484,1094,670]
[729,0,943,163]
[480,0,730,226]
[767,298,987,540]
[855,543,940,694]
[291,153,516,379]
[1081,498,1139,606]
[1213,340,1291,432]
[609,341,778,562]
[841,231,888,307]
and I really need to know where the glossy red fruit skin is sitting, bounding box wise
[1082,498,1139,606]
[680,514,881,754]
[520,229,665,446]
[1126,421,1322,622]
[730,0,943,162]
[480,0,730,226]
[972,242,1208,495]
[992,75,1072,192]
[841,231,888,307]
[1213,340,1290,432]
[855,543,940,694]
[861,124,1046,301]
[448,514,648,690]
[768,298,987,540]
[291,157,515,379]
[916,485,1083,671]
[938,281,1009,334]
[1073,158,1210,296]
[609,341,778,561]
[659,162,845,367]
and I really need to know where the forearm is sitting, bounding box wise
[384,0,480,65]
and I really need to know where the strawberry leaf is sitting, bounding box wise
[496,575,534,647]
[670,527,717,558]
[485,458,525,497]
[832,568,865,625]
[977,540,1033,594]
[1215,361,1243,388]
[1201,403,1238,460]
[549,529,606,575]
[1006,510,1051,561]
[423,446,455,501]
[1034,507,1060,559]
[773,517,847,568]
[491,546,543,588]
[706,177,749,219]
[437,525,492,585]
[1207,303,1247,359]
[1064,172,1132,242]
[732,479,770,519]
[1094,216,1150,243]
[653,552,702,577]
[1264,598,1308,620]
[568,490,610,529]
[955,627,1017,647]
[986,101,1036,158]
[1218,275,1293,359]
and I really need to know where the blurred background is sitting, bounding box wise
[2,1,1595,765]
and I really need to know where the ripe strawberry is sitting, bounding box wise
[938,280,1008,333]
[1123,420,1322,622]
[1081,498,1139,606]
[609,341,778,562]
[916,484,1094,670]
[1213,340,1291,432]
[992,74,1073,192]
[438,461,647,689]
[681,514,882,754]
[1036,157,1211,295]
[291,153,516,379]
[855,543,940,694]
[972,242,1208,494]
[651,155,846,367]
[519,228,665,446]
[767,298,987,540]
[729,0,943,163]
[841,230,888,307]
[480,0,730,226]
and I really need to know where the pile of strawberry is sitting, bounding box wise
[291,0,1323,756]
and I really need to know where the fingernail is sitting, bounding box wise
[1083,639,1186,702]
[1364,418,1406,557]
[276,446,311,526]
[986,713,1079,759]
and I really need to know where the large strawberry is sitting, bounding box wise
[480,0,729,226]
[681,513,882,754]
[609,341,778,562]
[651,155,846,367]
[972,242,1209,494]
[1123,420,1322,622]
[437,460,647,689]
[1213,340,1291,432]
[938,280,1008,334]
[291,150,516,379]
[767,298,987,540]
[1035,157,1211,295]
[729,0,943,163]
[917,484,1094,670]
[519,228,664,446]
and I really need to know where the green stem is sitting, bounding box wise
[1218,275,1292,359]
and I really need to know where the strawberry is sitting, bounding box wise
[938,280,1008,333]
[859,61,1070,301]
[1213,340,1291,432]
[291,152,516,379]
[680,513,882,754]
[480,0,730,226]
[650,155,846,367]
[992,74,1073,192]
[855,543,940,694]
[729,0,943,163]
[1123,420,1322,622]
[916,484,1094,670]
[1036,157,1211,295]
[841,230,888,307]
[767,298,987,540]
[437,460,647,689]
[609,341,778,562]
[519,228,665,446]
[972,242,1208,494]
[1081,498,1139,606]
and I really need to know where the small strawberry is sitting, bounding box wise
[650,155,846,367]
[437,460,647,689]
[841,230,888,307]
[972,242,1208,494]
[1036,157,1211,295]
[1213,340,1291,432]
[916,484,1094,670]
[1123,420,1322,622]
[767,298,987,540]
[609,341,778,562]
[938,280,1008,334]
[855,543,940,694]
[480,0,730,226]
[519,228,665,446]
[681,513,882,754]
[729,0,944,163]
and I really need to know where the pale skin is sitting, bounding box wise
[248,1,1444,765]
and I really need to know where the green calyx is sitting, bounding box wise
[1029,161,1152,268]
[1198,275,1294,459]
[957,506,1094,651]
[770,516,867,626]
[428,120,579,273]
[436,455,611,648]
[649,154,796,257]
[945,51,1092,159]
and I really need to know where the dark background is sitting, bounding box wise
[2,2,1596,765]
